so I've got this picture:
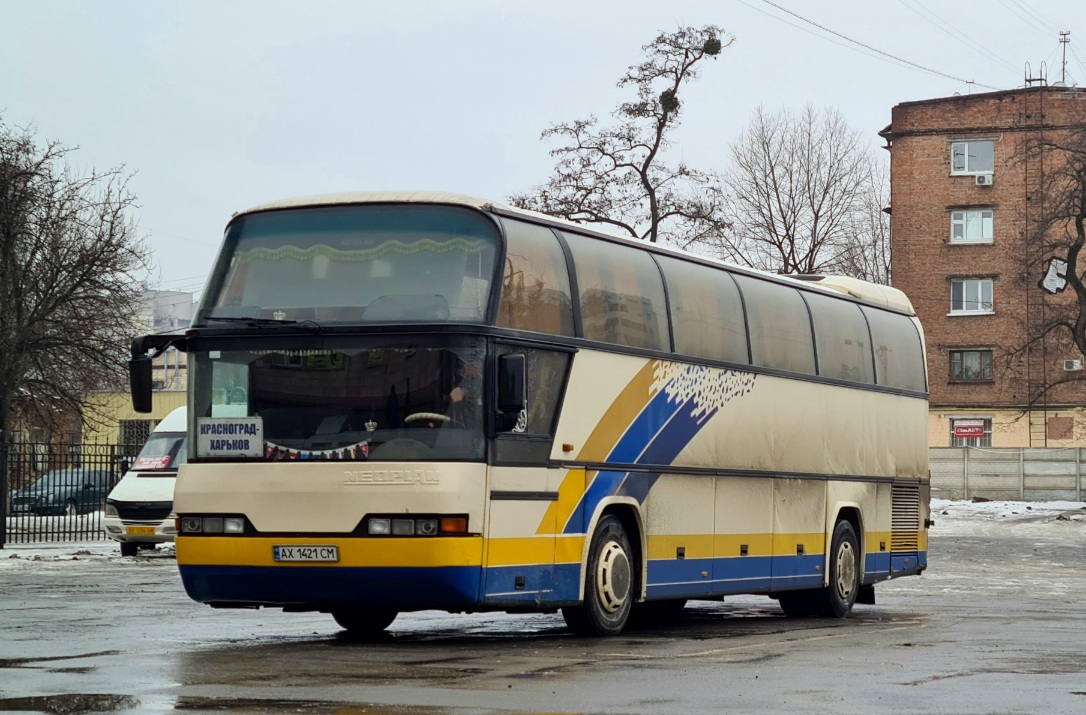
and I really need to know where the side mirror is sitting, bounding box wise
[496,354,526,432]
[129,356,153,413]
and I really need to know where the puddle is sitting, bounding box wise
[0,694,139,714]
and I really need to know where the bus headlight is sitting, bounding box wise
[181,517,203,533]
[364,515,467,536]
[224,517,245,534]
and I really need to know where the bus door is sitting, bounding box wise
[484,464,559,606]
[482,344,572,607]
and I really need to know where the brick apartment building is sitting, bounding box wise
[884,85,1086,448]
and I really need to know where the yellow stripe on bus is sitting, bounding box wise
[176,536,484,568]
[537,468,587,536]
[575,360,658,463]
[536,362,658,535]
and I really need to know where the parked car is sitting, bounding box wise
[10,468,119,516]
[104,406,186,556]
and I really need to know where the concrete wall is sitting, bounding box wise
[930,447,1086,501]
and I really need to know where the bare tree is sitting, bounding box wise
[836,158,892,284]
[705,105,887,280]
[0,120,150,444]
[511,25,733,245]
[1003,125,1086,405]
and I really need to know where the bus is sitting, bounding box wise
[128,191,930,637]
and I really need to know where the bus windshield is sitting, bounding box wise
[197,204,500,326]
[190,337,485,462]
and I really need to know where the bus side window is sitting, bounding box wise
[861,307,928,392]
[732,276,816,375]
[562,231,668,351]
[493,346,571,464]
[496,219,574,336]
[803,291,875,384]
[656,255,749,364]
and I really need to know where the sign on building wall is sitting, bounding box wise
[953,419,986,439]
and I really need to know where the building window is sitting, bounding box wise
[119,420,153,453]
[951,140,994,175]
[950,278,993,314]
[950,417,992,447]
[950,209,993,244]
[950,349,993,381]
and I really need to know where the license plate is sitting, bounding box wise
[273,545,339,562]
[127,526,155,535]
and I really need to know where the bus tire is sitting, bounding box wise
[820,519,861,617]
[562,514,634,636]
[778,519,861,618]
[331,609,398,636]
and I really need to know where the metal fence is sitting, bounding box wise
[930,447,1086,502]
[1,441,134,546]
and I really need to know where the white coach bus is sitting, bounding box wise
[128,191,930,637]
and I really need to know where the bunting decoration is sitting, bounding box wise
[263,438,371,461]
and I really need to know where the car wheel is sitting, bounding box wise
[120,541,139,557]
[64,500,78,517]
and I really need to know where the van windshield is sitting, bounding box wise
[132,433,187,471]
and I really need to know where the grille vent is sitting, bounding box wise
[115,501,173,522]
[891,484,920,551]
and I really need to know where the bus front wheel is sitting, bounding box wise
[331,609,398,637]
[563,515,634,636]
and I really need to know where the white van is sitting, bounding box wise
[103,406,186,556]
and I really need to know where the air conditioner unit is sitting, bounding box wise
[1064,359,1082,371]
[975,174,994,186]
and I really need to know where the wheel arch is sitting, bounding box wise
[580,498,645,601]
[827,503,864,587]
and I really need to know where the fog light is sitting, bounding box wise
[202,517,224,534]
[416,518,439,536]
[391,518,414,536]
[181,517,202,533]
[224,517,245,534]
[368,518,390,535]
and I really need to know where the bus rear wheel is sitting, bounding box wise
[778,519,860,618]
[331,609,398,637]
[562,515,634,636]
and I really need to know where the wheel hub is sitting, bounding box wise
[835,540,857,599]
[595,540,631,613]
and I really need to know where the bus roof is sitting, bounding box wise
[233,191,916,315]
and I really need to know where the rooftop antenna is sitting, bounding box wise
[1058,31,1071,86]
[1025,60,1048,87]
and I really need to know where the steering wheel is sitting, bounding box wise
[404,412,450,424]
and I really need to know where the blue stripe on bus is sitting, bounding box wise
[563,396,718,534]
[179,565,483,609]
[181,552,926,610]
[866,551,891,580]
[607,388,680,464]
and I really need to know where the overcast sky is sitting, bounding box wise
[3,0,1082,299]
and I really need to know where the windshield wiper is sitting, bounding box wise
[207,316,301,325]
[205,316,324,331]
